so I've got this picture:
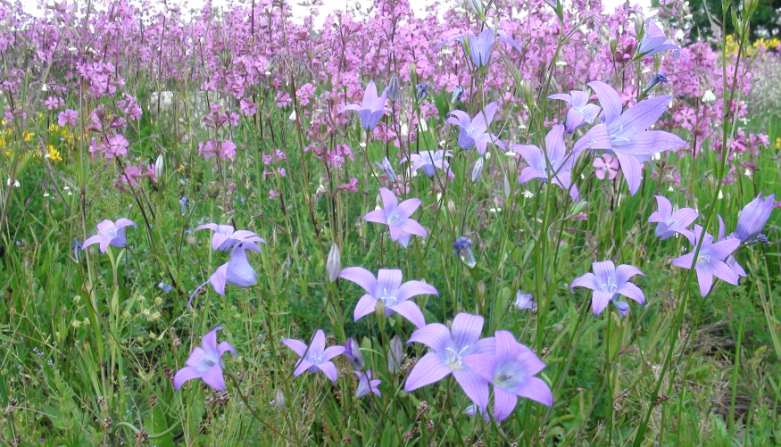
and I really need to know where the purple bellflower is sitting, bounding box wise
[344,81,387,130]
[574,81,687,195]
[638,19,678,57]
[409,150,453,178]
[193,224,265,299]
[355,370,382,398]
[548,90,601,133]
[174,325,236,391]
[671,225,741,297]
[513,124,579,200]
[404,313,495,410]
[648,195,698,240]
[339,266,438,328]
[447,102,499,155]
[283,329,345,383]
[464,330,553,422]
[195,223,265,252]
[343,337,365,370]
[571,260,644,315]
[734,194,776,243]
[514,290,536,312]
[364,188,427,247]
[82,218,135,253]
[467,28,495,67]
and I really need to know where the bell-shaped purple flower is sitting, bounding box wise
[195,223,265,252]
[512,124,579,200]
[671,226,741,297]
[548,90,601,133]
[343,337,365,370]
[364,188,427,247]
[638,19,678,57]
[409,150,453,178]
[464,330,553,422]
[447,102,499,155]
[574,81,687,195]
[513,290,536,312]
[283,329,345,383]
[339,266,438,328]
[194,224,265,298]
[82,218,136,253]
[355,370,382,398]
[404,313,495,410]
[467,28,495,67]
[648,195,698,240]
[343,81,387,130]
[734,194,775,243]
[174,325,237,391]
[208,243,262,296]
[571,260,644,315]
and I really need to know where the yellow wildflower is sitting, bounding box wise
[23,131,34,142]
[46,145,62,162]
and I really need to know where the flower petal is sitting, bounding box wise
[353,294,378,321]
[453,370,489,410]
[517,377,553,407]
[397,280,438,301]
[390,300,426,328]
[173,366,200,390]
[408,323,451,351]
[339,267,377,293]
[282,338,308,357]
[404,352,451,392]
[452,313,484,348]
[493,387,518,422]
[201,365,226,391]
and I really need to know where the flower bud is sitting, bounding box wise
[326,243,341,282]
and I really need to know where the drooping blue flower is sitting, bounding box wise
[638,19,678,57]
[733,194,776,243]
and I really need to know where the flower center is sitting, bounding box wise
[386,209,403,226]
[307,351,324,364]
[444,345,470,371]
[377,286,398,306]
[493,362,525,389]
[196,354,219,372]
[602,276,618,294]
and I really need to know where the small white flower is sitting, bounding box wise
[718,190,724,200]
[522,190,534,199]
[702,90,716,103]
[6,178,20,188]
[288,110,296,121]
